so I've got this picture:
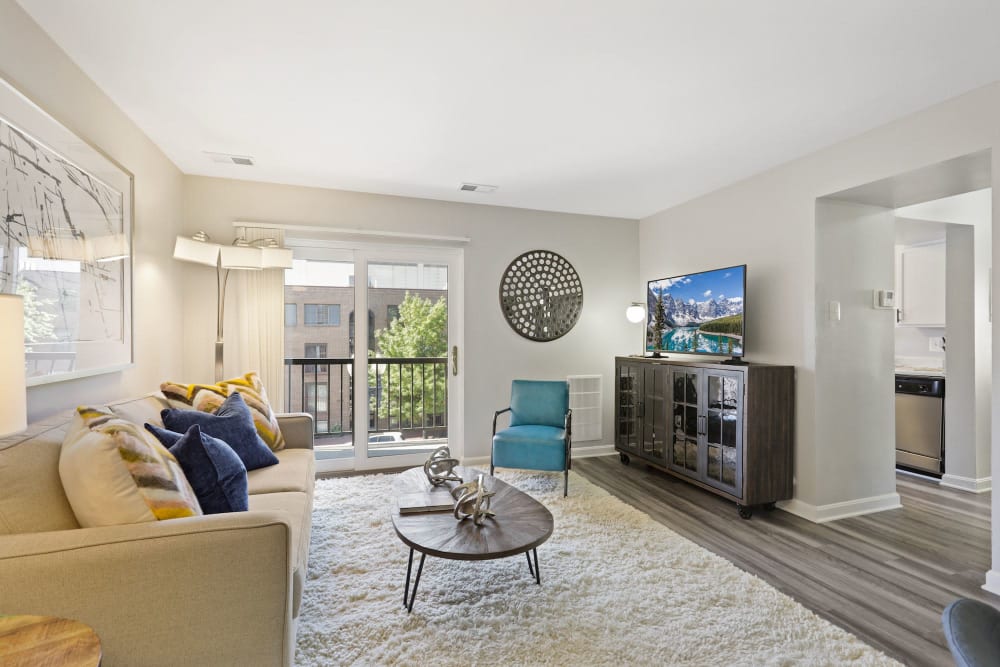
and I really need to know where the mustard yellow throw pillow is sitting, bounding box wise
[160,372,285,451]
[60,407,203,527]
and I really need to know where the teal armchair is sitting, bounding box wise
[491,380,572,497]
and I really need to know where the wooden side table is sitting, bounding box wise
[0,615,102,666]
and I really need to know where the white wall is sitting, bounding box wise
[813,200,899,511]
[181,176,639,459]
[0,0,185,421]
[639,82,1000,519]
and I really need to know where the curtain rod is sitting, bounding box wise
[232,221,470,244]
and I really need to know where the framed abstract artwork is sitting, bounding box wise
[0,76,134,385]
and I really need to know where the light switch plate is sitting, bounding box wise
[929,336,944,352]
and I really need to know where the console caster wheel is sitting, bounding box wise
[619,453,630,465]
[763,502,776,511]
[737,504,753,520]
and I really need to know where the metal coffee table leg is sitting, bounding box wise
[403,549,414,607]
[532,548,540,585]
[406,552,426,613]
[526,551,535,578]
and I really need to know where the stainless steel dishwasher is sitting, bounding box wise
[895,374,945,476]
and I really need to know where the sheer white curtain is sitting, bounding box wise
[228,227,286,409]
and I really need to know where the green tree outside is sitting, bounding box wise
[368,292,448,430]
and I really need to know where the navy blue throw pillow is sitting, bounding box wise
[161,392,279,471]
[145,423,249,514]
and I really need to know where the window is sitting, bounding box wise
[305,383,329,432]
[284,303,297,326]
[304,304,341,326]
[304,343,327,374]
[349,310,376,356]
[387,304,400,324]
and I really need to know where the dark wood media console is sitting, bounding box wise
[614,356,794,518]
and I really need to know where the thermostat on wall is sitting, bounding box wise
[873,289,896,309]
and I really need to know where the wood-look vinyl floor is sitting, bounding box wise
[573,456,992,667]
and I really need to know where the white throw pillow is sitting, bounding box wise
[60,407,202,528]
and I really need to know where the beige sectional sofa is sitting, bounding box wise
[0,394,315,667]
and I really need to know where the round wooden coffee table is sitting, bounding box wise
[0,615,102,666]
[392,465,554,612]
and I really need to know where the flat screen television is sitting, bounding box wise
[645,264,746,357]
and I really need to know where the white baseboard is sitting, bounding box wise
[940,474,992,494]
[983,570,1000,597]
[463,443,615,468]
[779,492,902,523]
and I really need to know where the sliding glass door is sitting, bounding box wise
[283,241,463,472]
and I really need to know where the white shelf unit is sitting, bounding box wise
[568,374,602,442]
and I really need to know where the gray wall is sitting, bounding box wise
[181,176,639,459]
[0,0,185,421]
[639,81,1000,521]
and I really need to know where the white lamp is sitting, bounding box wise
[0,295,27,437]
[625,302,646,323]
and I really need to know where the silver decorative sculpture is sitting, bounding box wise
[451,473,496,526]
[423,446,462,486]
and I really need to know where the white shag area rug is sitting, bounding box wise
[295,470,900,667]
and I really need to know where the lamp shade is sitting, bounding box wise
[220,245,263,270]
[260,246,293,269]
[174,235,221,266]
[0,295,27,437]
[626,302,646,323]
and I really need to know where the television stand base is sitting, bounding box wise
[720,357,749,366]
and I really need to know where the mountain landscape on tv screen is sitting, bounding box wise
[646,267,745,356]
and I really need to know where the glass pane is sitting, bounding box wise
[368,261,448,458]
[672,435,685,467]
[673,372,685,402]
[722,447,737,486]
[686,374,698,405]
[723,414,738,447]
[708,375,721,409]
[685,406,697,438]
[707,445,721,480]
[673,404,684,437]
[685,440,698,471]
[707,411,721,444]
[723,377,738,410]
[284,259,354,461]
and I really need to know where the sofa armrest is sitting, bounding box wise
[277,412,314,450]
[0,512,295,667]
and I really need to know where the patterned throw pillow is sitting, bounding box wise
[161,372,285,451]
[59,407,203,527]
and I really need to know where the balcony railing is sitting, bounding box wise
[283,357,448,441]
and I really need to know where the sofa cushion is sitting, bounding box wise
[0,411,80,535]
[60,408,203,527]
[145,423,249,515]
[161,372,285,451]
[247,490,313,617]
[162,393,279,472]
[107,394,172,429]
[247,449,316,495]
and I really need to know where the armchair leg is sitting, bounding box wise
[490,464,495,476]
[564,469,568,497]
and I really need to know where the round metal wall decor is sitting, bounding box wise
[499,250,583,341]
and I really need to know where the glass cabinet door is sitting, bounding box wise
[641,366,666,463]
[703,370,743,494]
[616,364,641,454]
[669,369,700,478]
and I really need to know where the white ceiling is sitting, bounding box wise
[17,1,1000,219]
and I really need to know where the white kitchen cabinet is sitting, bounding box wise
[898,242,945,327]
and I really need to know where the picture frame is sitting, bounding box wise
[0,75,134,386]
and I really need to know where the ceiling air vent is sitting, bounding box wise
[459,182,498,193]
[204,151,255,166]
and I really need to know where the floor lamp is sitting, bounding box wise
[173,231,293,382]
[0,294,27,437]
